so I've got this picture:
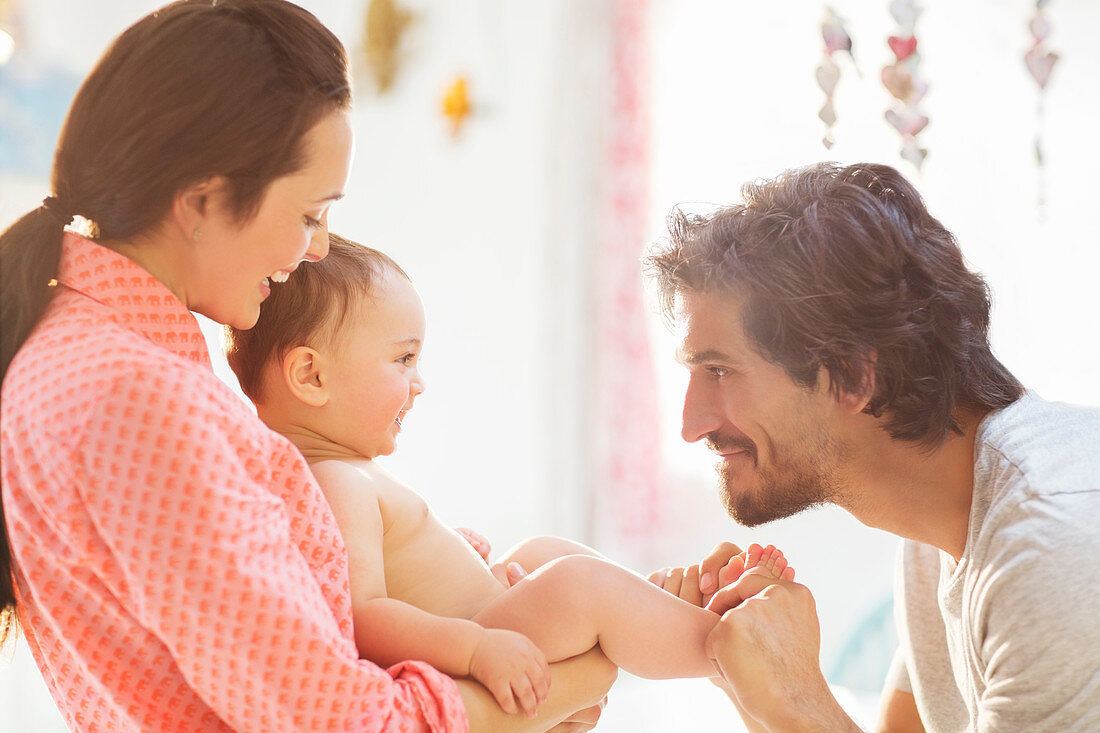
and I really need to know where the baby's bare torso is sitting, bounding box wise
[350,460,506,619]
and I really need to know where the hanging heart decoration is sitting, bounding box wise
[1025,46,1058,90]
[887,35,918,61]
[881,0,929,170]
[888,0,920,31]
[885,108,930,137]
[881,63,913,101]
[816,61,840,96]
[816,7,856,149]
[1025,0,1059,210]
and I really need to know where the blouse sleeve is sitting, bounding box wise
[73,366,468,732]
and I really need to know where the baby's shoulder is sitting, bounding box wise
[310,458,420,504]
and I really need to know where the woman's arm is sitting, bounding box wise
[77,375,467,730]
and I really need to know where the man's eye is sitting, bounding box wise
[707,366,729,379]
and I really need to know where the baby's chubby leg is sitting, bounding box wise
[495,535,609,574]
[473,554,720,680]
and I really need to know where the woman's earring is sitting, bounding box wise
[192,228,203,242]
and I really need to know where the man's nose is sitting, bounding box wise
[681,375,720,444]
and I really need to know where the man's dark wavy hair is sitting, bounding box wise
[645,162,1023,447]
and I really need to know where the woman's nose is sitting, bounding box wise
[303,217,330,263]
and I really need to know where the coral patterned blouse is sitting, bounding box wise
[1,233,467,732]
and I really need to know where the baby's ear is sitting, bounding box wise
[283,346,329,407]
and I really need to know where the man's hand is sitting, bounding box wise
[705,569,860,732]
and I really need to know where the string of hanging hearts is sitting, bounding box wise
[1025,0,1058,210]
[816,8,855,150]
[816,0,1062,193]
[882,0,928,169]
[815,1,930,170]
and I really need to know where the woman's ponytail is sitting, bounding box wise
[0,203,68,643]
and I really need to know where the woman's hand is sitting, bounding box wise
[545,696,607,732]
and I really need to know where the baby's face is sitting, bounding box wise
[323,269,426,459]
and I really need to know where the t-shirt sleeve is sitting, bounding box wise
[971,492,1100,732]
[74,369,468,732]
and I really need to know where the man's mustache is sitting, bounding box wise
[704,431,757,459]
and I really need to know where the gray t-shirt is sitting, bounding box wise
[887,391,1100,732]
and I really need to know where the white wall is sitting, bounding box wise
[3,1,1098,731]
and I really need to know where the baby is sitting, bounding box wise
[225,234,794,718]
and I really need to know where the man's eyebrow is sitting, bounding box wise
[676,348,736,366]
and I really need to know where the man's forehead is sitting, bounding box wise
[673,289,748,358]
[673,288,744,328]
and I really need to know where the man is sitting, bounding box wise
[644,162,1100,732]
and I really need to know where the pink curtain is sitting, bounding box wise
[593,0,664,554]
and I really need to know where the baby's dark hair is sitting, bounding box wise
[225,233,407,402]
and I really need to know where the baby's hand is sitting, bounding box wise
[455,527,492,562]
[468,628,550,718]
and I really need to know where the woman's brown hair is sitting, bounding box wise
[0,0,351,641]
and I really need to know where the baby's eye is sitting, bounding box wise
[399,353,418,365]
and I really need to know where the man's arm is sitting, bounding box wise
[874,688,924,733]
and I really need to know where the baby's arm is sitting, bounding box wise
[312,459,550,717]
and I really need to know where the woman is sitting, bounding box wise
[0,2,613,731]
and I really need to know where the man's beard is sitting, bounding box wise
[708,417,844,527]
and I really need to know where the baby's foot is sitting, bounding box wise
[742,543,796,581]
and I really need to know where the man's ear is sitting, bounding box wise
[283,346,329,408]
[171,175,230,242]
[840,350,877,414]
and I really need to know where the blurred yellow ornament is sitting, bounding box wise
[363,0,413,93]
[441,76,472,137]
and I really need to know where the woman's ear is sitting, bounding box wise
[171,175,230,243]
[283,346,329,408]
